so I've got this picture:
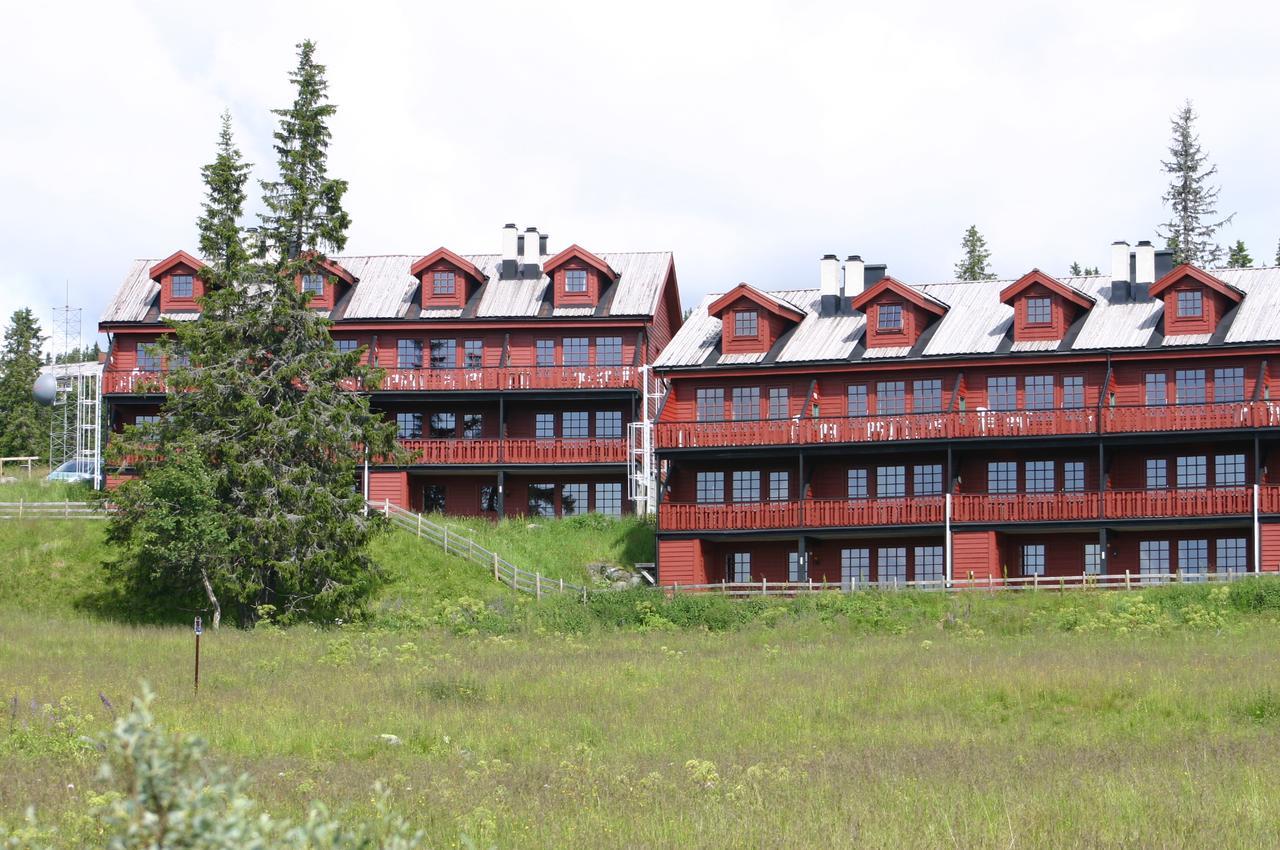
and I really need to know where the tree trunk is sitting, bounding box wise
[200,569,221,630]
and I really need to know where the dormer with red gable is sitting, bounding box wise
[542,244,618,309]
[410,248,487,309]
[850,276,948,350]
[998,269,1094,343]
[296,256,356,311]
[1149,264,1244,338]
[707,283,805,355]
[151,251,207,313]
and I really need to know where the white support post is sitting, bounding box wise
[1254,483,1261,574]
[944,492,953,589]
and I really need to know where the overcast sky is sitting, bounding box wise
[3,0,1278,348]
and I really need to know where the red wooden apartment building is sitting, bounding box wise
[652,240,1280,586]
[98,224,683,517]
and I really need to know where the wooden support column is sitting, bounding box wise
[496,469,506,518]
[797,535,808,582]
[1098,526,1109,576]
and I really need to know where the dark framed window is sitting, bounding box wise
[1025,375,1054,410]
[480,486,499,514]
[847,468,868,500]
[562,411,589,439]
[732,386,760,420]
[1176,455,1207,489]
[565,269,588,293]
[432,270,456,296]
[768,470,790,501]
[1145,458,1168,489]
[767,387,789,419]
[1215,453,1246,487]
[788,551,806,582]
[1026,296,1052,324]
[397,339,423,369]
[596,337,623,366]
[1213,367,1245,403]
[878,303,903,331]
[1022,544,1045,577]
[594,482,622,516]
[134,414,161,426]
[696,388,725,422]
[595,410,622,439]
[1144,372,1167,406]
[528,483,555,517]
[879,547,907,584]
[730,552,752,582]
[988,461,1018,494]
[1178,539,1209,578]
[987,376,1017,411]
[429,339,456,369]
[535,339,555,367]
[171,274,194,298]
[913,464,943,496]
[302,274,325,296]
[461,413,483,439]
[1062,376,1084,409]
[732,470,760,503]
[846,384,868,417]
[429,413,456,438]
[1175,369,1206,405]
[696,471,724,504]
[1025,461,1055,493]
[169,350,190,369]
[137,344,163,372]
[535,413,556,440]
[423,485,446,514]
[396,412,422,439]
[1064,461,1085,492]
[1139,540,1169,575]
[463,340,483,368]
[1176,289,1202,318]
[563,337,589,366]
[562,483,588,516]
[735,310,758,337]
[916,546,944,582]
[876,465,906,498]
[335,338,359,354]
[1084,543,1103,575]
[913,379,942,413]
[876,381,906,415]
[1218,538,1248,573]
[841,548,870,585]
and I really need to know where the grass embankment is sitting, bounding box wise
[0,473,93,503]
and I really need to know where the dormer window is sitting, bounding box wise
[543,245,618,308]
[735,310,758,337]
[302,274,325,297]
[1177,289,1202,318]
[172,274,194,298]
[851,277,950,351]
[1150,265,1243,339]
[1026,296,1052,324]
[566,269,588,293]
[998,270,1094,345]
[878,303,903,332]
[432,271,456,297]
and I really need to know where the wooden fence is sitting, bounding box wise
[0,500,104,520]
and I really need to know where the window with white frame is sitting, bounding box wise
[1146,458,1168,489]
[395,412,422,439]
[429,412,456,438]
[876,465,906,498]
[1215,453,1246,487]
[876,381,906,415]
[595,410,622,439]
[1176,289,1202,318]
[788,551,807,582]
[596,337,623,366]
[768,387,790,419]
[915,546,944,583]
[696,388,725,422]
[1025,375,1054,410]
[528,483,555,517]
[1213,367,1245,403]
[734,310,758,337]
[1025,461,1055,493]
[841,548,871,585]
[535,413,556,440]
[1022,544,1046,577]
[1145,372,1167,406]
[1217,537,1248,573]
[1176,455,1207,489]
[696,471,724,504]
[302,274,325,297]
[913,464,943,496]
[397,339,423,369]
[1064,461,1085,492]
[768,470,790,501]
[562,411,589,439]
[987,376,1017,411]
[1175,369,1206,404]
[878,303,903,331]
[594,482,623,516]
[1178,539,1209,579]
[988,461,1018,494]
[732,386,760,420]
[463,339,483,368]
[1139,540,1170,575]
[432,270,455,296]
[535,339,555,367]
[1063,376,1084,409]
[171,274,194,298]
[565,269,588,293]
[429,339,456,369]
[847,384,868,417]
[563,337,589,366]
[1026,296,1052,324]
[562,483,589,516]
[1084,543,1103,575]
[913,379,943,413]
[730,552,752,582]
[878,547,907,585]
[732,470,760,503]
[847,468,868,500]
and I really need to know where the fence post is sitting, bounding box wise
[65,499,69,518]
[18,499,23,519]
[443,526,448,553]
[559,578,565,593]
[383,498,389,516]
[493,552,499,582]
[536,573,542,600]
[416,513,422,538]
[761,578,767,597]
[1125,570,1131,590]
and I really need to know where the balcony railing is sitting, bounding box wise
[398,437,626,465]
[377,366,640,392]
[103,371,167,394]
[658,485,1280,532]
[656,402,1280,449]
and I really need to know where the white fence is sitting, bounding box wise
[0,500,103,520]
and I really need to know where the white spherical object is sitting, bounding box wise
[33,373,58,406]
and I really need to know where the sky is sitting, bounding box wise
[2,0,1279,350]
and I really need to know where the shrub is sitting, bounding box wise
[1228,577,1280,613]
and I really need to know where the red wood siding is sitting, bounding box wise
[369,470,409,509]
[418,259,473,309]
[1162,282,1228,337]
[718,295,790,354]
[659,538,708,585]
[1261,524,1280,572]
[552,264,600,308]
[157,262,204,313]
[953,531,1000,581]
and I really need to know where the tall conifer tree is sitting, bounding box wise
[0,309,48,459]
[1158,100,1233,267]
[196,111,252,285]
[1227,240,1253,268]
[955,225,997,280]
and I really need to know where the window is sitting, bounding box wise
[878,303,903,331]
[1084,543,1103,575]
[1175,369,1206,404]
[987,376,1017,411]
[1025,375,1054,410]
[768,471,790,501]
[913,379,943,413]
[528,483,555,517]
[730,553,752,583]
[913,464,943,496]
[788,551,807,582]
[1178,539,1209,580]
[480,486,499,514]
[732,387,760,420]
[429,339,456,369]
[876,465,906,498]
[429,412,456,438]
[732,470,760,503]
[1217,538,1248,574]
[841,548,870,585]
[397,339,423,369]
[1139,540,1170,576]
[596,337,623,366]
[1145,459,1168,489]
[565,269,588,293]
[1176,455,1207,489]
[768,387,790,419]
[1026,296,1052,324]
[562,411,589,439]
[1213,367,1245,403]
[1063,376,1084,409]
[696,471,724,504]
[423,485,446,514]
[463,340,483,368]
[988,461,1018,494]
[696,388,725,422]
[847,468,868,500]
[134,414,161,426]
[335,338,359,355]
[1144,372,1167,406]
[1025,461,1055,494]
[562,483,588,516]
[595,410,622,439]
[734,310,759,337]
[432,271,455,296]
[563,337,589,366]
[594,482,623,516]
[916,546,944,583]
[846,384,868,417]
[878,547,907,585]
[461,413,483,439]
[535,339,555,367]
[1215,453,1246,487]
[1176,289,1202,318]
[1022,544,1045,577]
[876,381,906,415]
[171,274,194,298]
[535,413,556,440]
[1064,461,1085,492]
[137,344,163,372]
[169,350,190,369]
[396,412,422,439]
[302,274,325,296]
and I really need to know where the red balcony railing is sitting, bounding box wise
[1104,402,1263,433]
[398,437,626,465]
[659,500,801,531]
[1101,487,1253,519]
[103,371,167,394]
[378,366,640,392]
[805,496,945,526]
[951,492,1100,523]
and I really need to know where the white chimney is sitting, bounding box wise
[501,223,519,261]
[819,254,841,316]
[1135,240,1156,285]
[844,255,864,297]
[522,226,541,277]
[1110,241,1131,283]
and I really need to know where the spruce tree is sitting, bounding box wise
[196,111,252,285]
[1227,240,1253,268]
[0,309,49,460]
[1157,100,1233,267]
[955,225,996,280]
[1274,238,1279,266]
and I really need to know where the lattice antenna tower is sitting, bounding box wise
[48,287,83,470]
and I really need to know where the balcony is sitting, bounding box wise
[398,437,627,465]
[103,371,167,394]
[656,402,1280,450]
[377,366,640,392]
